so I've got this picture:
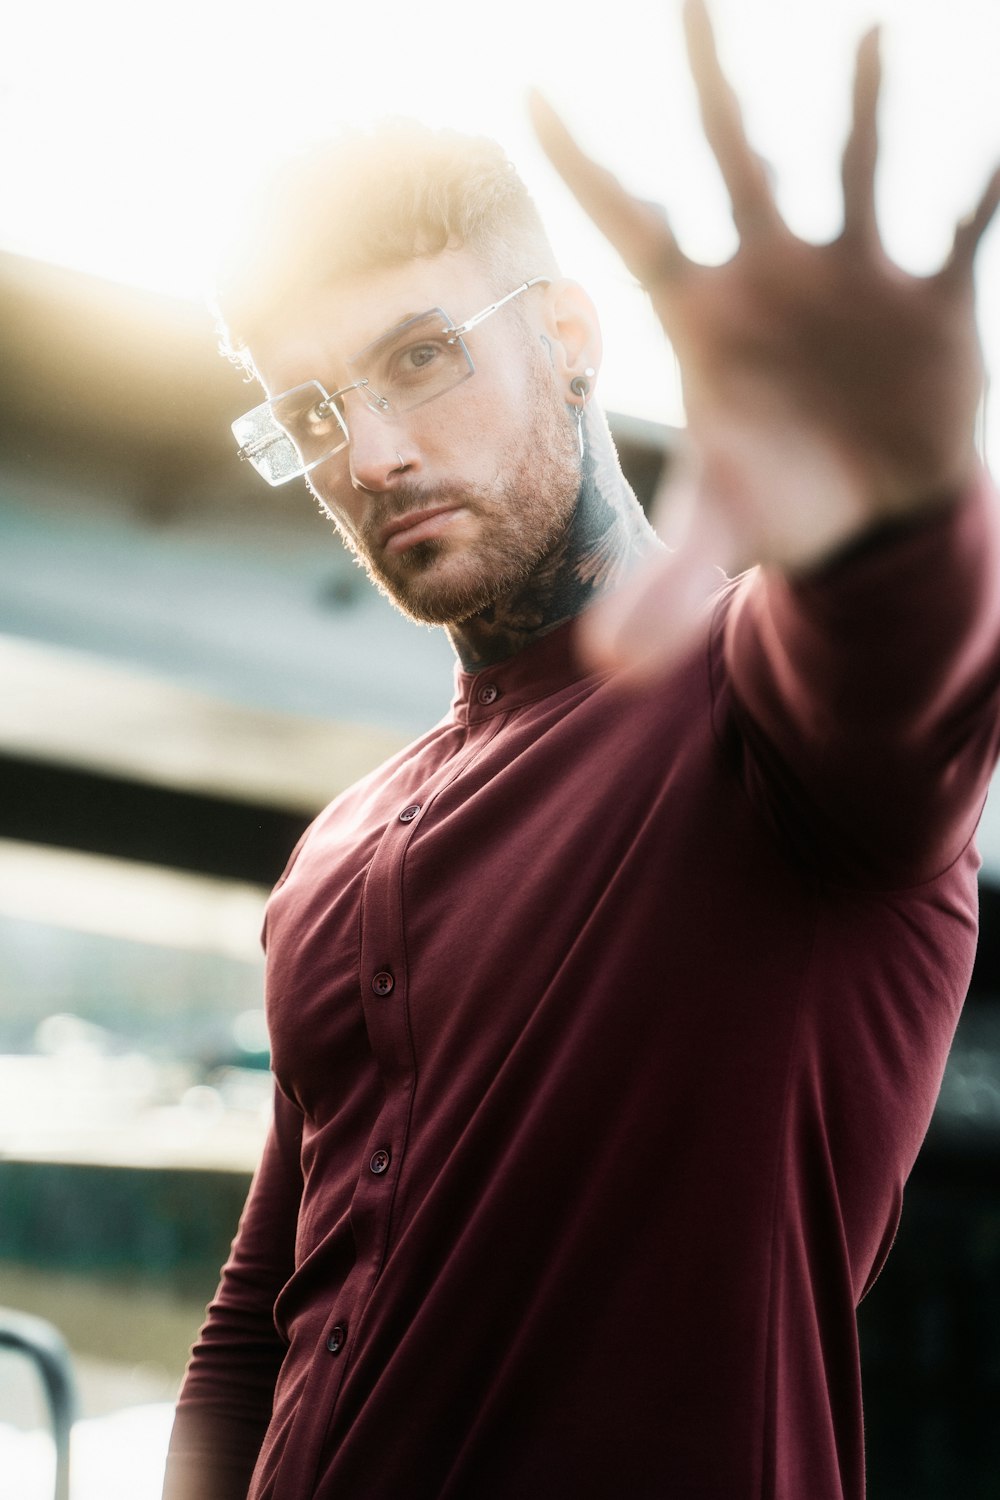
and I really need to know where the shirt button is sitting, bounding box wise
[399,803,421,822]
[369,1148,392,1175]
[326,1324,347,1354]
[477,682,500,705]
[371,971,394,996]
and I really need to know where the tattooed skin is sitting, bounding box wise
[307,325,661,670]
[449,405,659,671]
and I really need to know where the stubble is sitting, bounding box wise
[318,359,582,627]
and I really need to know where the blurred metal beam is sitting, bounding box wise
[0,248,675,518]
[0,751,308,884]
[0,634,405,814]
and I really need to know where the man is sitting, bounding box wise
[164,3,1000,1496]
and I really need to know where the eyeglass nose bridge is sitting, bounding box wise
[317,377,392,424]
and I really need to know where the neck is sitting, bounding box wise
[447,407,660,672]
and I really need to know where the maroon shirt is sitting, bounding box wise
[165,477,1000,1500]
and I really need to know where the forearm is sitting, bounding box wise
[720,469,1000,882]
[164,1280,289,1499]
[163,1089,303,1500]
[163,1402,273,1500]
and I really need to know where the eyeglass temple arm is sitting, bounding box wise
[445,277,551,339]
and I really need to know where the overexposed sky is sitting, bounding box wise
[2,0,998,444]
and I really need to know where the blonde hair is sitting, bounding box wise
[216,121,559,375]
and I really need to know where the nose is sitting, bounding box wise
[347,402,418,493]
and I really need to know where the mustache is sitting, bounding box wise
[361,483,476,542]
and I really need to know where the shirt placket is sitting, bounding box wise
[277,798,420,1499]
[271,702,509,1498]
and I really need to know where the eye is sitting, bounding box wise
[404,342,439,370]
[386,338,449,386]
[306,396,344,431]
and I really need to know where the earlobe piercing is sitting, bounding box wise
[570,367,596,401]
[570,369,595,462]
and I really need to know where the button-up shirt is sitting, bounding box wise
[165,477,1000,1500]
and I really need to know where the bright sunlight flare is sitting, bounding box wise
[2,0,998,443]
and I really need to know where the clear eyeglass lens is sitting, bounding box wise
[231,311,475,486]
[350,310,474,414]
[232,380,349,486]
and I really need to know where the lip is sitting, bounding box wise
[380,504,466,554]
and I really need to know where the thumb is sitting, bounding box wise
[576,496,734,683]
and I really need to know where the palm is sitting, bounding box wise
[531,1,998,669]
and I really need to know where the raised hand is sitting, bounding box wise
[531,0,999,676]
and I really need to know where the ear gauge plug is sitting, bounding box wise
[570,367,596,401]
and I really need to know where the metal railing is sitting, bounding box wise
[0,1308,77,1500]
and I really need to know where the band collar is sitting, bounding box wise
[450,619,595,724]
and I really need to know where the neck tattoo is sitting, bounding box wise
[448,406,661,673]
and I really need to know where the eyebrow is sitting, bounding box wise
[347,305,449,364]
[272,306,448,398]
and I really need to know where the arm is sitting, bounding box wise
[162,1085,304,1500]
[719,474,1000,884]
[532,2,1000,878]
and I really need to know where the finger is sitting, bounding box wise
[941,164,1000,282]
[528,89,687,288]
[682,0,783,241]
[840,26,881,243]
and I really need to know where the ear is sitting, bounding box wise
[538,278,603,404]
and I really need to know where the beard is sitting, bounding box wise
[314,360,582,626]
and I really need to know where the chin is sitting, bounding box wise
[371,542,516,626]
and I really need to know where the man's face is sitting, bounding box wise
[250,249,582,625]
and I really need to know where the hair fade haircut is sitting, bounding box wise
[215,121,560,376]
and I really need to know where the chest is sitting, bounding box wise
[262,666,809,1125]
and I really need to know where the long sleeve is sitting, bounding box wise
[162,1087,304,1500]
[717,471,1000,887]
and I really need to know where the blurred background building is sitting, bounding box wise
[1,0,998,1494]
[2,241,999,1500]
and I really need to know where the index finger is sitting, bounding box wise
[528,89,688,289]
